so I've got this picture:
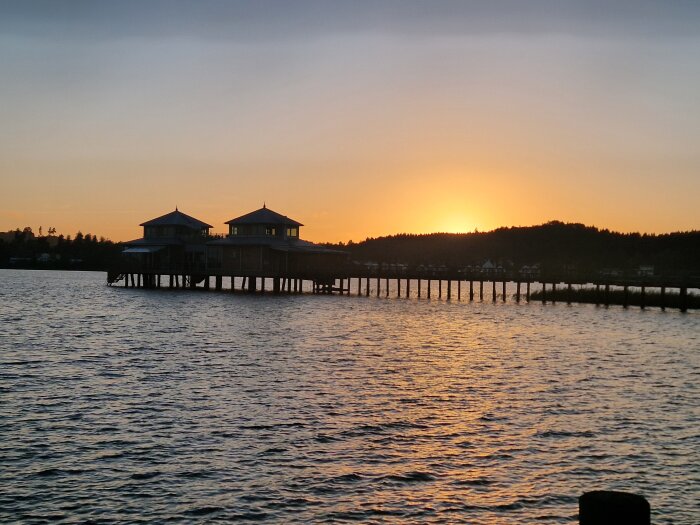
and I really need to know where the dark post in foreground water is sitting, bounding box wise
[579,491,650,525]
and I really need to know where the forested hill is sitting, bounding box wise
[0,229,121,270]
[326,222,700,275]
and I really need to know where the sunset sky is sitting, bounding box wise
[1,1,699,242]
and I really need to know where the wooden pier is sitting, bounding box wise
[108,267,699,312]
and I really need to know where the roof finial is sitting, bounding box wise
[176,204,178,211]
[263,202,266,209]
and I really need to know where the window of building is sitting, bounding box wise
[230,226,238,236]
[265,226,277,236]
[286,227,298,238]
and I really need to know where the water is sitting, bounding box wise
[1,269,698,524]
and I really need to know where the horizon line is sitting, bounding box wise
[3,219,699,245]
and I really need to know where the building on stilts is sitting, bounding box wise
[111,205,346,292]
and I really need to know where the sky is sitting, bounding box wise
[1,1,699,242]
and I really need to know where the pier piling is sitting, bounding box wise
[680,287,688,312]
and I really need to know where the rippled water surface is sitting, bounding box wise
[1,270,698,523]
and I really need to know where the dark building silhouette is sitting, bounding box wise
[122,208,213,274]
[120,205,345,279]
[207,205,345,276]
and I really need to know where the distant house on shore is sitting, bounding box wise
[519,264,541,279]
[481,260,504,275]
[638,265,654,277]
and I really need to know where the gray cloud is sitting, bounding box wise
[2,0,699,42]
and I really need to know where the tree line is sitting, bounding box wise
[324,221,700,276]
[0,227,122,270]
[2,221,698,276]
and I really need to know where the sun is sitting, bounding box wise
[433,213,478,234]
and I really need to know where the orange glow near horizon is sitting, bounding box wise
[1,162,698,244]
[1,8,699,242]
